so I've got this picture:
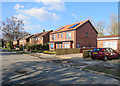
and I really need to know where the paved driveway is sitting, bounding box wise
[1,49,119,85]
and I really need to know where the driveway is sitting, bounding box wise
[1,48,119,85]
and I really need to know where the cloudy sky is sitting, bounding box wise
[2,0,118,35]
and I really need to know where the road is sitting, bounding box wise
[1,48,119,85]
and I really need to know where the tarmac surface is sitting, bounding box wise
[1,48,119,85]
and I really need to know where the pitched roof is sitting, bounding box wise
[21,35,33,40]
[31,33,41,38]
[98,34,120,38]
[31,30,53,38]
[51,20,98,34]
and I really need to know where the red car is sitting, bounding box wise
[91,48,120,61]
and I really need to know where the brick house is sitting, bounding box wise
[29,30,53,45]
[13,38,21,46]
[97,34,120,52]
[49,20,98,50]
[19,35,33,46]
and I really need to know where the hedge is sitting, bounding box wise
[56,48,80,55]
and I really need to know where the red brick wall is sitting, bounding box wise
[76,22,97,48]
[19,40,26,46]
[43,33,49,44]
[13,41,18,45]
[50,30,75,42]
[29,37,43,45]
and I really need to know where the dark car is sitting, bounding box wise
[91,48,120,61]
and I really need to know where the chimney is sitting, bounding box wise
[43,29,45,32]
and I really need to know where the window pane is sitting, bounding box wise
[61,33,63,38]
[77,43,80,48]
[64,43,69,48]
[50,44,54,49]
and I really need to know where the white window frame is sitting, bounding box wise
[64,43,69,48]
[66,32,71,39]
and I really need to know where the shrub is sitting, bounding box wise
[19,45,23,50]
[36,44,42,50]
[26,44,30,51]
[30,45,36,50]
[6,41,14,50]
[42,44,49,50]
[43,50,49,54]
[31,50,37,52]
[43,50,56,54]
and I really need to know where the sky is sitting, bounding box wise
[1,0,118,35]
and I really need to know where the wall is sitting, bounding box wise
[76,21,97,48]
[50,30,76,42]
[97,39,120,52]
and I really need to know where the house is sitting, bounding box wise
[97,34,120,52]
[49,20,98,50]
[29,29,53,45]
[13,38,21,46]
[19,35,33,46]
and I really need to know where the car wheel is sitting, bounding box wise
[103,56,108,61]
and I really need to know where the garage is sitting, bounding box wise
[97,34,120,53]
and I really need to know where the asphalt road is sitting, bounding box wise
[1,48,119,85]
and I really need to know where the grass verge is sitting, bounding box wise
[84,64,120,79]
[2,48,28,54]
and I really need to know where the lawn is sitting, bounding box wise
[84,64,120,79]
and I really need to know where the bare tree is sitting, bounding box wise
[108,14,118,35]
[0,16,24,41]
[94,21,105,37]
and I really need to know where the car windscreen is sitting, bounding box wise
[92,48,103,52]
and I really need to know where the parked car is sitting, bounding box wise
[91,48,120,61]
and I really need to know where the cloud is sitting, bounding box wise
[72,13,78,18]
[14,14,30,24]
[17,7,60,21]
[14,4,24,11]
[24,25,42,33]
[35,0,65,11]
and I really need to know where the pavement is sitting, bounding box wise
[1,48,119,85]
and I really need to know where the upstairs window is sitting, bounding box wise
[40,36,42,39]
[58,33,60,38]
[66,32,71,39]
[38,37,39,40]
[52,34,56,40]
[86,32,88,38]
[61,33,63,38]
[89,43,91,48]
